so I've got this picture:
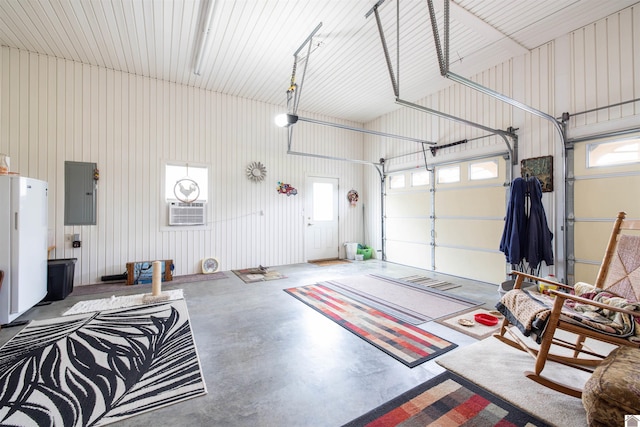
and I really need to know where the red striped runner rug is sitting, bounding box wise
[284,284,457,367]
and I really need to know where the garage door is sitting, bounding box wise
[384,170,432,270]
[384,155,508,284]
[571,135,640,284]
[433,156,508,284]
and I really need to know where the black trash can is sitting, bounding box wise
[46,258,77,301]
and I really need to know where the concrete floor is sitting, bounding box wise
[1,260,504,427]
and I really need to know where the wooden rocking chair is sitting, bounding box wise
[495,211,640,398]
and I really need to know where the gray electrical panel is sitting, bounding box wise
[65,161,97,225]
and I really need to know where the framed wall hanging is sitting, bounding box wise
[521,155,553,192]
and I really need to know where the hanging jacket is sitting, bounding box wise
[525,177,554,269]
[499,178,527,265]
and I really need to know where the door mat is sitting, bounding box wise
[309,259,351,266]
[232,267,286,283]
[436,307,503,340]
[0,299,207,426]
[399,275,461,291]
[284,284,457,367]
[63,289,185,316]
[342,370,547,426]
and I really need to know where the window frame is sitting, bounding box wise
[436,165,461,184]
[411,170,430,187]
[586,137,640,169]
[469,159,499,181]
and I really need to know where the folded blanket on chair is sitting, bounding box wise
[496,289,552,342]
[497,284,640,344]
[566,282,640,342]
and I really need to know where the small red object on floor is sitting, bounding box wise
[474,313,499,326]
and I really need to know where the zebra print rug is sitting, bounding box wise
[0,299,207,426]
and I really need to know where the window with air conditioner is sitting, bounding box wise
[164,162,209,227]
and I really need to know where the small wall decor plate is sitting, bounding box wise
[174,178,200,203]
[246,161,267,182]
[201,257,219,274]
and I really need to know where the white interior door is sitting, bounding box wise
[305,176,339,261]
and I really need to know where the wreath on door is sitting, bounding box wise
[347,189,359,206]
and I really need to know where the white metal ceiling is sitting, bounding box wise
[0,0,636,123]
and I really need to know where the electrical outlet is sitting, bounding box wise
[66,234,72,242]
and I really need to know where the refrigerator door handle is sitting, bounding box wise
[14,212,18,230]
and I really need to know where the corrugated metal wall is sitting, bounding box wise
[566,5,640,132]
[1,5,637,286]
[363,4,639,280]
[0,46,365,285]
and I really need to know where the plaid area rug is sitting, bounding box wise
[0,299,207,426]
[342,371,548,426]
[284,284,457,367]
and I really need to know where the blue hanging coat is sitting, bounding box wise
[499,178,527,265]
[525,177,554,269]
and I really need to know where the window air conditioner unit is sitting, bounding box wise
[168,201,206,226]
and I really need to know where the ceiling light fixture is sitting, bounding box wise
[193,0,217,76]
[274,113,299,127]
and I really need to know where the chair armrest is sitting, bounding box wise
[510,271,573,291]
[550,290,640,317]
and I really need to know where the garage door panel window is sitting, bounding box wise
[411,170,430,187]
[437,165,460,184]
[389,174,405,190]
[469,160,499,180]
[587,138,639,168]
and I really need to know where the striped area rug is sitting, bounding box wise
[284,284,457,367]
[342,371,547,427]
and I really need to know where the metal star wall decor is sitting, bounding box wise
[246,161,267,182]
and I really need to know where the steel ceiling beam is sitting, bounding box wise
[425,0,565,141]
[368,2,517,164]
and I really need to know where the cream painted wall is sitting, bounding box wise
[0,46,365,285]
[363,5,640,282]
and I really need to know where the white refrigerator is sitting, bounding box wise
[0,175,48,325]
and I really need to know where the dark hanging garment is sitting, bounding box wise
[499,178,528,265]
[525,177,554,269]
